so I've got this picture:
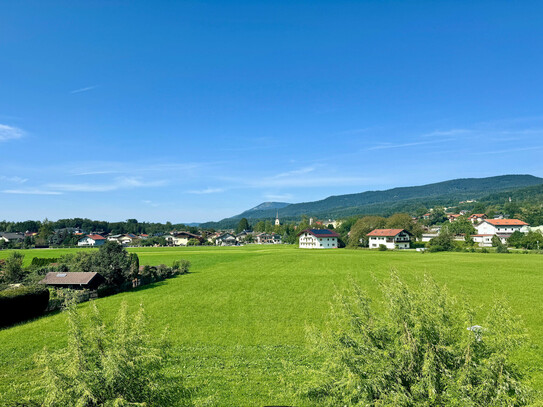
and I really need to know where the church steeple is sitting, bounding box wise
[275,210,280,226]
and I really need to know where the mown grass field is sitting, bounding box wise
[0,245,542,405]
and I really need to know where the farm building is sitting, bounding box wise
[40,272,105,290]
[367,229,412,249]
[298,229,339,249]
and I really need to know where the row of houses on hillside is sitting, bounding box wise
[298,218,535,250]
[214,231,283,246]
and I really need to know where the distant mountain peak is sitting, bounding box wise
[247,202,291,212]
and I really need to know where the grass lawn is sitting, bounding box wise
[0,245,542,405]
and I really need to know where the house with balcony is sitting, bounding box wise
[298,229,339,249]
[367,229,412,249]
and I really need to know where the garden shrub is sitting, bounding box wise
[297,273,534,406]
[36,301,191,406]
[0,286,49,327]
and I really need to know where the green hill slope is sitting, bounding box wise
[201,174,543,228]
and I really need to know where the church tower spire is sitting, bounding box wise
[275,210,280,226]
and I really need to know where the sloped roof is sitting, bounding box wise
[86,234,106,240]
[484,219,528,226]
[298,229,340,238]
[367,229,408,237]
[40,272,103,286]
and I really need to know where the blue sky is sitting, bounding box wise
[1,1,543,222]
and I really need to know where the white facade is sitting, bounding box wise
[298,232,338,249]
[368,230,411,249]
[475,220,529,235]
[78,236,105,247]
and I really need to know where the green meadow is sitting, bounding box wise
[0,246,542,405]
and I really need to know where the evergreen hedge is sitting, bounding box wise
[0,286,49,327]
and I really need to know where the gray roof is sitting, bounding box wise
[0,232,25,241]
[40,272,103,286]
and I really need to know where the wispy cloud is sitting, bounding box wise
[0,124,24,142]
[366,139,451,151]
[471,145,543,156]
[0,175,28,184]
[2,188,62,195]
[47,177,167,192]
[142,200,160,207]
[187,187,225,194]
[421,129,471,138]
[263,193,293,201]
[70,85,98,94]
[271,166,316,178]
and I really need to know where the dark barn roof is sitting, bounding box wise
[40,272,104,287]
[298,229,340,238]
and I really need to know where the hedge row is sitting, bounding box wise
[30,257,59,267]
[0,286,50,327]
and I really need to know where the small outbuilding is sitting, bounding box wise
[40,272,105,290]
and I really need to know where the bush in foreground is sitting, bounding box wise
[0,286,49,327]
[36,301,191,406]
[298,273,534,406]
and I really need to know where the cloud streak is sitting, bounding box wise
[70,85,98,94]
[0,176,28,184]
[187,187,225,194]
[0,124,24,142]
[2,188,62,195]
[47,177,167,192]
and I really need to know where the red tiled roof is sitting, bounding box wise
[367,229,406,237]
[87,234,106,240]
[469,214,486,218]
[485,219,528,226]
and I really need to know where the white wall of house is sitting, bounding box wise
[369,236,410,249]
[78,237,104,247]
[369,231,411,249]
[476,222,528,235]
[298,233,337,249]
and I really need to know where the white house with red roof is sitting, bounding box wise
[298,229,339,249]
[475,219,529,235]
[472,219,529,247]
[77,234,106,247]
[367,229,412,249]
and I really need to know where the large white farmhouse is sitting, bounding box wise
[472,219,529,247]
[475,219,529,235]
[298,229,339,249]
[367,229,411,249]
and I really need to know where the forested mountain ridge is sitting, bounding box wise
[200,175,543,229]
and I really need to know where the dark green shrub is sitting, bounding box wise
[0,286,49,327]
[172,260,191,274]
[30,257,59,268]
[97,285,119,298]
[378,244,387,251]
